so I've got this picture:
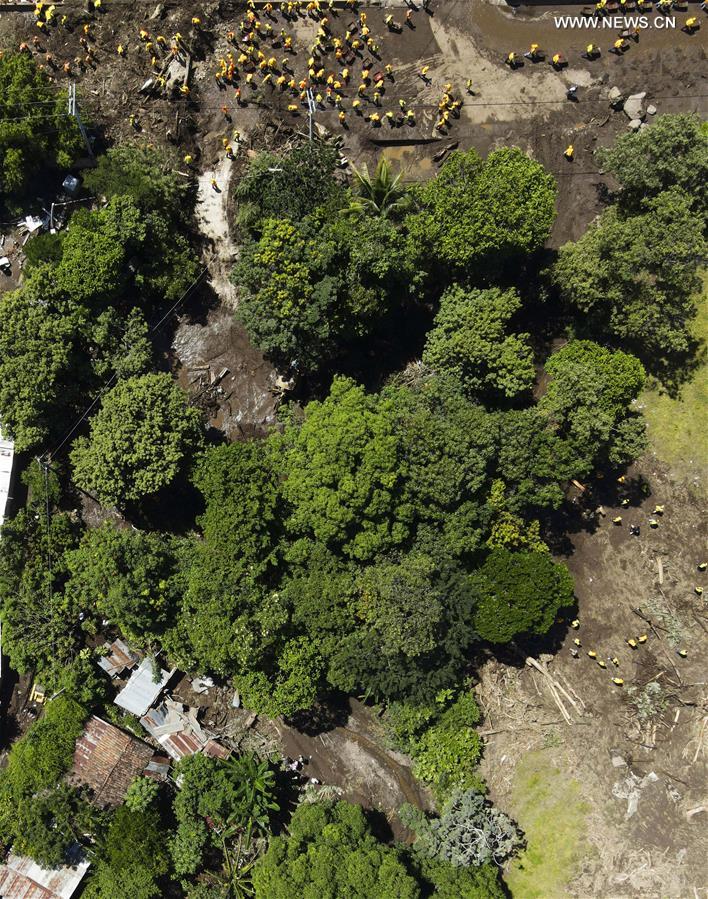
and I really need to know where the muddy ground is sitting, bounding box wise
[478,456,708,897]
[172,675,432,840]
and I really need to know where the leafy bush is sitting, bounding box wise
[401,789,524,868]
[386,691,484,802]
[471,549,575,644]
[125,776,160,812]
[0,697,91,864]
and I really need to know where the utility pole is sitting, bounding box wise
[68,82,94,158]
[306,87,316,142]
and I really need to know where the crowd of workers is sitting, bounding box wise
[566,477,706,688]
[15,0,707,167]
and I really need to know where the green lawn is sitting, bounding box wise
[504,750,590,899]
[640,278,708,491]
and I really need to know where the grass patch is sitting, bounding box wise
[640,277,708,491]
[504,750,590,899]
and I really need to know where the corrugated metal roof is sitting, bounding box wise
[140,699,229,761]
[0,850,89,899]
[161,730,203,760]
[114,658,174,717]
[143,753,171,780]
[203,739,231,761]
[97,639,139,678]
[69,716,154,808]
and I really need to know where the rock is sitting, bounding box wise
[611,755,627,768]
[647,104,657,115]
[640,771,659,786]
[607,87,624,106]
[623,91,646,120]
[628,119,642,132]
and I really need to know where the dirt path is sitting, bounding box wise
[261,699,434,839]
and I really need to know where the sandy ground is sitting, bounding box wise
[196,156,238,307]
[478,458,708,898]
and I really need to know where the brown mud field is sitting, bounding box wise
[478,456,708,897]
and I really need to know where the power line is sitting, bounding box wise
[0,111,69,123]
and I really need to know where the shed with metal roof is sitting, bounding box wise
[113,657,174,717]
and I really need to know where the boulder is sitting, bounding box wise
[623,91,646,120]
[628,119,642,132]
[608,86,624,107]
[647,104,657,115]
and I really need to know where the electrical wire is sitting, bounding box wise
[42,266,209,462]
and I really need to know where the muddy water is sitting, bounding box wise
[471,2,708,55]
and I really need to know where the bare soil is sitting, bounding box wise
[478,458,708,897]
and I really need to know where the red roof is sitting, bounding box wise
[69,716,154,808]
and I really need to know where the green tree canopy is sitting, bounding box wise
[70,373,203,508]
[406,855,505,899]
[85,805,170,899]
[84,143,191,221]
[422,286,534,404]
[0,506,81,675]
[385,375,497,559]
[233,213,416,371]
[253,801,420,899]
[171,753,278,878]
[278,377,412,562]
[470,549,575,643]
[0,696,90,865]
[82,145,199,300]
[551,189,705,372]
[540,340,647,476]
[596,113,708,218]
[0,192,195,452]
[0,52,81,204]
[0,274,81,451]
[328,557,478,703]
[167,441,282,680]
[64,522,180,643]
[407,147,556,279]
[234,141,344,236]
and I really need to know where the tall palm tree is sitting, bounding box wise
[349,156,411,218]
